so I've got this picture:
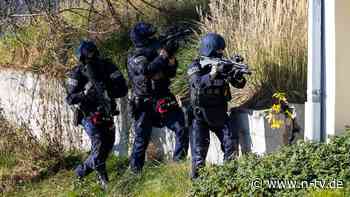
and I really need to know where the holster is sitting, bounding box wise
[155,96,178,114]
[90,112,114,128]
[128,96,152,119]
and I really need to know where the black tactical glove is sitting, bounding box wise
[233,54,244,63]
[163,40,179,57]
[232,69,244,80]
[217,64,232,76]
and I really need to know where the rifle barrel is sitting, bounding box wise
[160,29,192,44]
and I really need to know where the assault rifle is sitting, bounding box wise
[70,80,112,126]
[199,56,252,77]
[151,26,193,56]
[87,81,112,115]
[84,64,113,117]
[72,79,114,126]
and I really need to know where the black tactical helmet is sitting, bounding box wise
[199,33,226,57]
[130,22,157,47]
[76,40,99,62]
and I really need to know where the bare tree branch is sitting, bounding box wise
[87,0,96,32]
[23,0,39,22]
[9,7,108,19]
[10,13,45,17]
[105,0,123,28]
[125,0,145,15]
[65,21,121,34]
[138,0,165,12]
[59,7,108,17]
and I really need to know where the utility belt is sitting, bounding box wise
[89,111,114,128]
[129,94,179,118]
[191,86,231,108]
[128,95,152,117]
[155,96,179,115]
[198,88,224,96]
[72,105,116,127]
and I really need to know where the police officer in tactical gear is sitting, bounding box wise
[128,22,189,173]
[188,33,247,179]
[66,40,128,189]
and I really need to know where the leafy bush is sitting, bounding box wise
[191,132,350,196]
[170,44,198,96]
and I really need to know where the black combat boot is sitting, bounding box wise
[97,171,109,191]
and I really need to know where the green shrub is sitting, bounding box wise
[191,132,350,196]
[171,44,198,96]
[308,188,350,197]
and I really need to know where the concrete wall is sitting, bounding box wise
[334,0,350,134]
[0,69,305,164]
[0,69,89,149]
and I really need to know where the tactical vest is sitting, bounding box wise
[190,62,232,127]
[190,62,232,108]
[127,48,157,97]
[79,63,117,117]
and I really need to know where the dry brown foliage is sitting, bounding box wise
[200,0,308,106]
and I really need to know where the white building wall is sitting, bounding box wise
[307,0,350,140]
[334,0,350,134]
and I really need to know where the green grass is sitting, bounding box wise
[3,135,350,197]
[3,152,349,197]
[3,156,192,197]
[0,153,17,170]
[131,161,191,197]
[308,189,349,197]
[3,109,350,197]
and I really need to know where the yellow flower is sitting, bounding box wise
[272,104,281,113]
[271,119,282,129]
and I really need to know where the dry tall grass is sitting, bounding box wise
[200,0,308,106]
